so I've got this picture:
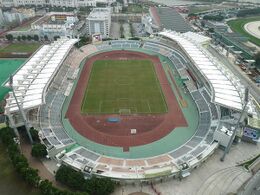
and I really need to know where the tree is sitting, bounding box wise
[83,176,115,195]
[188,13,197,17]
[39,180,54,195]
[75,36,90,48]
[6,34,13,41]
[27,35,32,41]
[237,7,260,17]
[30,127,40,143]
[44,35,48,41]
[129,37,140,40]
[31,143,47,158]
[203,14,224,21]
[17,36,21,41]
[254,52,260,68]
[208,28,214,33]
[0,127,89,195]
[55,165,85,190]
[56,165,115,195]
[54,36,60,41]
[24,167,40,187]
[33,34,39,41]
[201,20,205,27]
[22,35,27,41]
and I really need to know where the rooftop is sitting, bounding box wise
[32,12,76,26]
[4,38,78,113]
[159,30,250,111]
[150,7,192,33]
[87,8,111,20]
[248,117,260,129]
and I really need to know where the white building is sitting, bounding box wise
[141,14,160,35]
[86,8,111,38]
[31,12,79,39]
[0,0,116,7]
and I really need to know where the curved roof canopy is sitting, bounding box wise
[159,30,245,111]
[5,38,78,113]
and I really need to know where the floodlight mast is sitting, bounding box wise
[221,87,249,162]
[9,75,33,144]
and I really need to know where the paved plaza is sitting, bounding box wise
[112,142,259,195]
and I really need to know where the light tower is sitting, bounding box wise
[9,75,33,144]
[221,87,249,161]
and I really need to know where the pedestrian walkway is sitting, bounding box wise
[20,136,67,190]
[112,142,259,195]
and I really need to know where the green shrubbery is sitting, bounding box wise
[75,37,90,48]
[203,14,224,21]
[0,127,40,188]
[0,127,104,195]
[56,165,116,195]
[237,8,260,17]
[31,143,47,158]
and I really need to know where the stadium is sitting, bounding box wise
[3,31,258,181]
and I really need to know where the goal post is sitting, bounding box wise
[119,108,131,115]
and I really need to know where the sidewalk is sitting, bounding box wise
[112,142,259,195]
[20,137,67,190]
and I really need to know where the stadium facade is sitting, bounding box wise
[3,31,260,181]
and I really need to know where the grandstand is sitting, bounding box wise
[3,32,259,181]
[40,39,219,179]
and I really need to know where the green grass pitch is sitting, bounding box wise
[0,43,41,53]
[227,16,260,47]
[81,59,168,114]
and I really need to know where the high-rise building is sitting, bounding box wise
[86,8,111,38]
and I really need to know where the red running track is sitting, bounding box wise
[66,50,187,151]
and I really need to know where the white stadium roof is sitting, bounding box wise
[4,38,78,113]
[159,30,246,111]
[182,31,211,45]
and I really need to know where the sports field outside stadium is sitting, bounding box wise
[81,59,167,114]
[227,16,260,46]
[0,59,25,102]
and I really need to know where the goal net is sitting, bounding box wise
[119,108,131,115]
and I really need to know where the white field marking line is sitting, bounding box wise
[82,62,95,109]
[131,107,137,114]
[146,99,152,113]
[99,100,103,113]
[117,98,138,113]
[151,62,168,112]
